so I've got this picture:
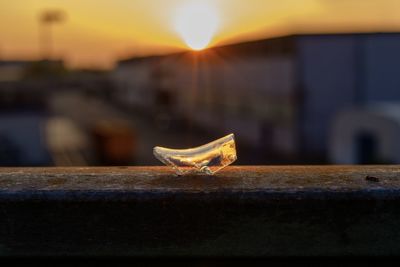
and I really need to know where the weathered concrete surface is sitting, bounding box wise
[0,165,399,256]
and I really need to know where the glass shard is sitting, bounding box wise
[153,133,237,175]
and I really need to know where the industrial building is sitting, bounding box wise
[113,33,400,163]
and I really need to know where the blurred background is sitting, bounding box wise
[1,0,400,167]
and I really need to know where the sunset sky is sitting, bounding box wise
[1,0,400,69]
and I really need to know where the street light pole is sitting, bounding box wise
[39,10,66,60]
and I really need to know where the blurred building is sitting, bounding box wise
[330,103,400,164]
[0,59,117,166]
[0,61,31,82]
[113,33,400,163]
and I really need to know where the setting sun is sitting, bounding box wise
[2,0,400,67]
[173,1,219,50]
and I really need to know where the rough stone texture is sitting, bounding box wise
[0,165,399,256]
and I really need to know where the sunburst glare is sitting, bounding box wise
[173,1,219,50]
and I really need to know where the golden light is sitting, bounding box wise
[173,1,219,50]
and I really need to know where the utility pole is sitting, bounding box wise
[39,10,66,60]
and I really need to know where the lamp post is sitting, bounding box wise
[39,10,66,60]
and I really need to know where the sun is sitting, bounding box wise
[173,1,219,50]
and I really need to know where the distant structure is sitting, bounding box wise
[330,104,400,164]
[112,33,400,163]
[0,61,30,82]
[0,59,65,83]
[39,9,66,60]
[0,59,65,166]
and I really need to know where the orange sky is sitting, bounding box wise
[1,0,400,69]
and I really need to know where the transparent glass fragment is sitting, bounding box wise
[153,133,237,175]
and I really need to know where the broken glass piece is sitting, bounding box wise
[153,133,237,175]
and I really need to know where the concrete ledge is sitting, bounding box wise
[0,166,399,256]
